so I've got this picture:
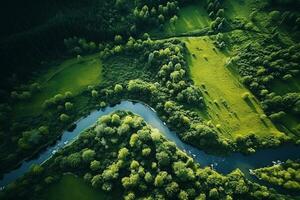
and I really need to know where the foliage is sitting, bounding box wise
[254,159,300,191]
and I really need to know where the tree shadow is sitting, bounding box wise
[260,118,268,127]
[232,111,240,120]
[244,97,258,113]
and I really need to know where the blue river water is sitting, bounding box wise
[0,101,300,188]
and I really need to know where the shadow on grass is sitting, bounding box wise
[260,118,269,127]
[244,97,258,113]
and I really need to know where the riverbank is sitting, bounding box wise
[1,101,300,192]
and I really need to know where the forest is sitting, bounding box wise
[0,0,299,199]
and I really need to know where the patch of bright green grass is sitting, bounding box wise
[163,0,211,35]
[14,54,102,117]
[184,37,283,140]
[42,174,115,200]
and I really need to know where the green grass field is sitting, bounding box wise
[14,54,102,117]
[42,174,114,200]
[163,0,211,35]
[184,37,283,140]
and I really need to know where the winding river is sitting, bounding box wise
[1,101,300,188]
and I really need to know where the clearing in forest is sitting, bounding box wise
[42,174,116,200]
[163,0,211,35]
[14,54,102,117]
[184,37,283,140]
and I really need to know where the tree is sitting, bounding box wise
[177,86,203,105]
[137,128,151,142]
[102,182,112,191]
[114,84,123,93]
[170,15,178,24]
[117,124,130,136]
[100,115,111,124]
[130,134,139,147]
[111,114,121,125]
[60,113,70,123]
[122,173,140,189]
[178,190,189,200]
[156,151,170,167]
[118,147,129,160]
[84,173,93,182]
[165,181,179,197]
[142,147,151,156]
[195,193,206,200]
[65,102,73,111]
[124,192,135,200]
[216,9,224,17]
[144,172,153,183]
[269,111,286,121]
[269,10,281,22]
[158,14,165,23]
[173,161,195,181]
[90,160,101,171]
[67,153,82,168]
[115,35,123,44]
[170,70,182,82]
[30,164,44,176]
[91,90,98,98]
[99,101,107,108]
[209,188,219,199]
[91,174,102,188]
[283,180,300,190]
[54,94,64,103]
[102,163,119,181]
[18,128,43,150]
[154,171,169,187]
[130,160,140,170]
[82,149,96,162]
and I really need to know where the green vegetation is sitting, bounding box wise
[42,174,114,200]
[1,0,300,198]
[253,160,300,191]
[13,54,102,116]
[0,112,282,200]
[227,29,300,139]
[185,37,284,142]
[163,0,211,35]
[224,0,256,21]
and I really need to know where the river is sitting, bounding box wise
[1,101,300,189]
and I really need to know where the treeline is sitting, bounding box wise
[254,159,300,191]
[0,0,191,94]
[0,90,77,173]
[206,0,229,33]
[0,112,283,200]
[90,36,287,154]
[228,35,300,138]
[0,0,133,93]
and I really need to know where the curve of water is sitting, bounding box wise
[1,101,300,189]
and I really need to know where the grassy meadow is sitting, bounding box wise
[184,37,283,140]
[162,0,211,35]
[42,174,114,200]
[13,54,102,117]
